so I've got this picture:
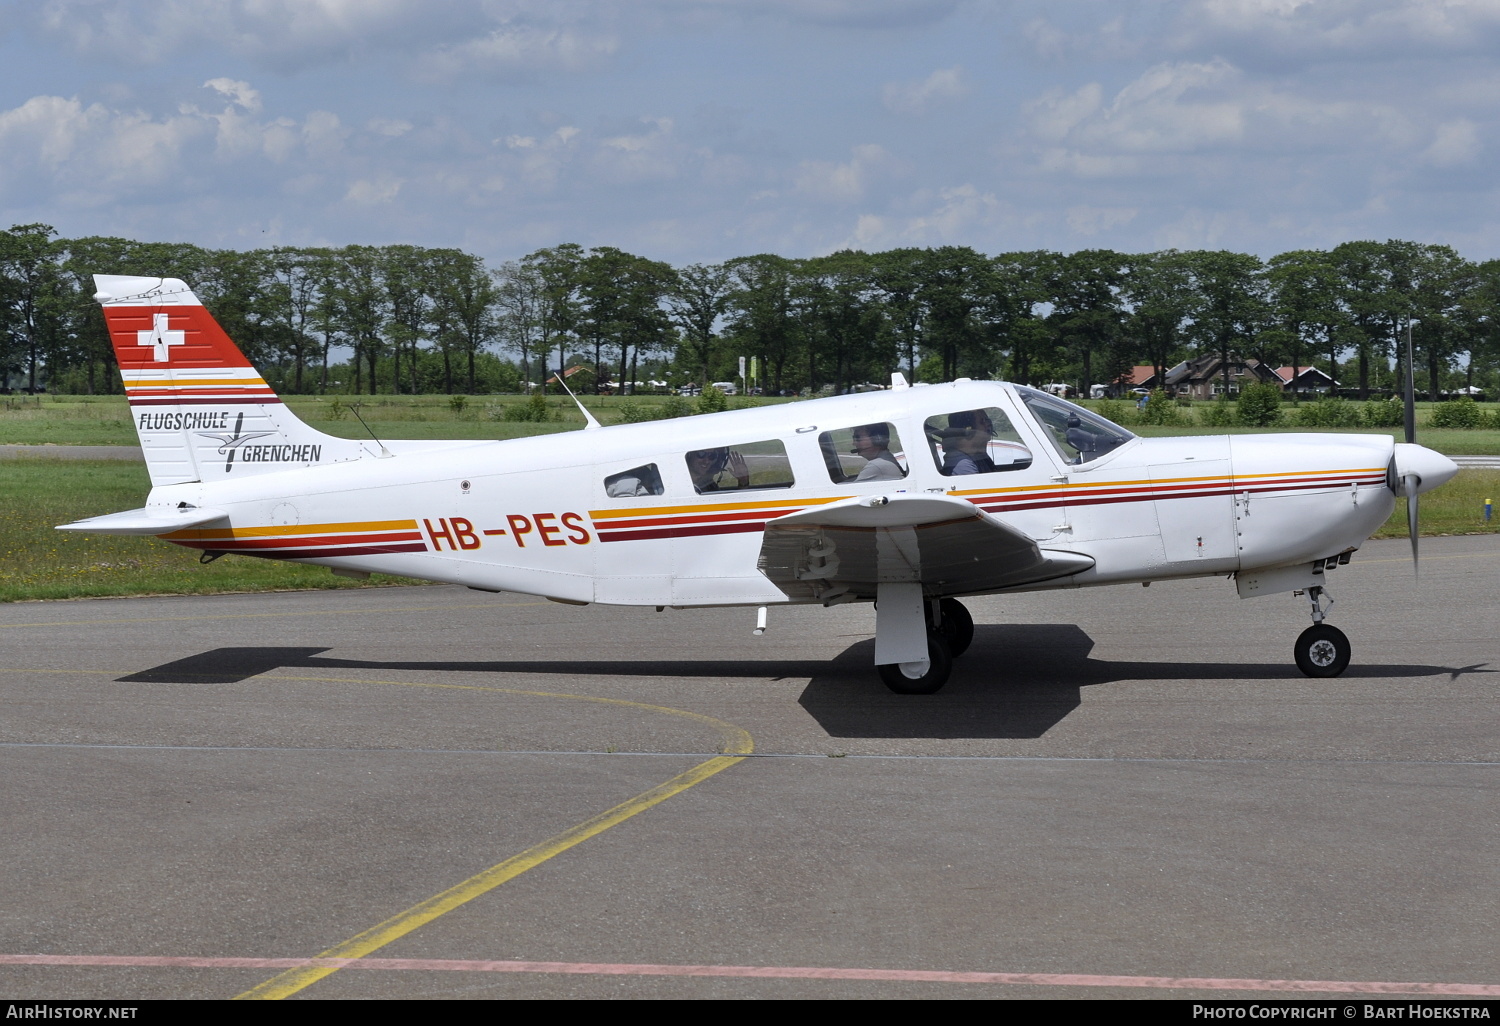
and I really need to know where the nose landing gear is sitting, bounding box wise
[1293,585,1350,677]
[929,597,974,658]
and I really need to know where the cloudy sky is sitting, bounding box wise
[2,0,1498,266]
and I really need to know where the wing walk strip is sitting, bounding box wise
[0,954,1492,995]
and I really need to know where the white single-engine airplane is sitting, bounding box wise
[60,275,1459,693]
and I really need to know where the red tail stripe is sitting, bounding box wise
[127,397,282,407]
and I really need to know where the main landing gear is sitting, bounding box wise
[1293,585,1350,678]
[877,597,974,695]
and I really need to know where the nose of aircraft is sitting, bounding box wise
[1392,443,1459,495]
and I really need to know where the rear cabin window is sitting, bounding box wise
[684,440,795,494]
[818,422,909,484]
[603,464,664,497]
[924,407,1034,476]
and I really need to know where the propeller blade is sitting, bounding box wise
[1406,476,1420,578]
[1404,321,1417,445]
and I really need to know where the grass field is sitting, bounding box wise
[4,393,1499,453]
[2,456,1493,604]
[0,460,421,603]
[0,393,789,445]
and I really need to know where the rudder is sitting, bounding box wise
[94,274,362,485]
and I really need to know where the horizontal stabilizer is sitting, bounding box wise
[57,506,229,537]
[758,492,1093,601]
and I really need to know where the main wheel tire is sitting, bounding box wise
[1295,623,1351,678]
[937,598,974,657]
[878,631,954,695]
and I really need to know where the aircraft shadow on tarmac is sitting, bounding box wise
[116,625,1485,741]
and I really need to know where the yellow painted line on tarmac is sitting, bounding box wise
[227,676,753,1000]
[0,660,756,1000]
[0,600,550,630]
[235,751,749,1000]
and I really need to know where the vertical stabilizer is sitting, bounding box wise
[94,274,363,486]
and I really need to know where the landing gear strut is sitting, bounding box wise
[1294,585,1350,678]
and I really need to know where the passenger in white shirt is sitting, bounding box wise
[851,423,905,481]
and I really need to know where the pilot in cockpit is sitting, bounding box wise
[941,410,997,475]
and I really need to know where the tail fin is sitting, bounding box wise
[95,274,363,486]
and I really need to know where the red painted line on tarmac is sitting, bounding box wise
[1,953,1495,994]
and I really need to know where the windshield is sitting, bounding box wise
[1014,386,1134,466]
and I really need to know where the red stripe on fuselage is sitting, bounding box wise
[172,531,423,551]
[169,541,428,559]
[597,521,772,543]
[128,397,283,407]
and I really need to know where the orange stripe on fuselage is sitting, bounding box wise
[163,519,419,542]
[589,496,840,520]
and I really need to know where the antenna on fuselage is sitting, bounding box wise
[554,375,602,430]
[350,402,392,458]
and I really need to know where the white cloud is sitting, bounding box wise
[1065,205,1138,236]
[38,0,459,68]
[1019,56,1435,183]
[1177,0,1500,57]
[203,78,261,112]
[594,117,679,181]
[368,118,414,137]
[1076,59,1244,153]
[345,175,404,204]
[1026,83,1103,144]
[882,66,968,115]
[0,94,207,195]
[413,25,618,80]
[1422,119,1480,167]
[834,183,1007,251]
[794,144,890,202]
[665,0,960,29]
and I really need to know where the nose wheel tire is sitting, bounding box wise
[1295,624,1350,678]
[878,631,953,695]
[936,598,974,657]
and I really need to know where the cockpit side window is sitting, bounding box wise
[924,407,1033,476]
[818,422,909,484]
[684,439,795,494]
[1015,386,1134,465]
[603,463,664,497]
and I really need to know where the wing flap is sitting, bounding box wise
[56,506,229,536]
[757,493,1093,601]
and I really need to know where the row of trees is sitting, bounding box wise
[3,223,1499,400]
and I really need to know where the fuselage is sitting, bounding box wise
[150,381,1404,607]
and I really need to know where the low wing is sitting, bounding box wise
[57,506,229,537]
[757,493,1092,602]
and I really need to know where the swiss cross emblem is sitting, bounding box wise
[137,313,185,362]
